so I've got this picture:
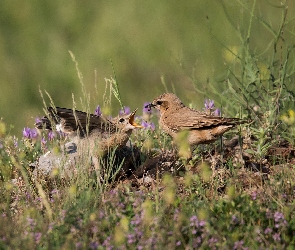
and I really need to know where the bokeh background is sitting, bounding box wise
[0,0,294,136]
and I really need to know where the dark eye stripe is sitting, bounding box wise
[157,101,163,105]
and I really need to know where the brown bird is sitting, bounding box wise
[146,93,249,150]
[36,107,142,156]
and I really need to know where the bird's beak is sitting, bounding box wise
[129,109,143,128]
[144,103,156,111]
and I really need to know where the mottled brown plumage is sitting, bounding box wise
[36,107,117,137]
[147,93,249,147]
[35,107,142,156]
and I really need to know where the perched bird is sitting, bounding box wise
[36,107,142,155]
[146,93,249,149]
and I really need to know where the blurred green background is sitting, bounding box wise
[0,0,294,136]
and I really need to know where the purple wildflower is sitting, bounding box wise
[30,128,38,138]
[231,215,239,225]
[94,105,102,116]
[102,236,113,249]
[131,213,142,226]
[127,234,136,244]
[204,99,215,110]
[193,237,202,248]
[34,232,42,244]
[23,127,31,138]
[23,127,38,139]
[48,131,55,140]
[176,241,181,246]
[35,117,42,124]
[264,228,272,234]
[13,137,18,147]
[91,225,98,234]
[99,210,105,219]
[190,215,199,227]
[89,241,99,250]
[51,189,58,195]
[199,220,206,227]
[272,233,281,242]
[41,137,47,145]
[35,197,42,202]
[250,191,257,200]
[141,120,155,130]
[274,212,284,222]
[273,211,288,228]
[26,217,36,229]
[119,106,131,115]
[233,240,244,249]
[208,237,218,248]
[214,108,221,116]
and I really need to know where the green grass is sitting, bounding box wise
[1,130,295,249]
[1,1,295,249]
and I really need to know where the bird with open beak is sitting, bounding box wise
[36,107,143,156]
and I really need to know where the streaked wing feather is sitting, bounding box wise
[50,107,117,134]
[165,108,245,131]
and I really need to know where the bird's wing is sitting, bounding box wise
[165,107,246,131]
[54,107,117,134]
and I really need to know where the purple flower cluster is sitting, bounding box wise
[26,217,36,230]
[233,240,247,250]
[189,215,206,229]
[250,191,257,200]
[141,120,155,130]
[141,102,155,130]
[34,232,42,244]
[188,215,207,248]
[273,211,288,229]
[256,210,289,246]
[22,127,38,139]
[204,99,221,116]
[204,99,215,110]
[89,241,99,249]
[48,131,56,140]
[94,105,102,116]
[102,236,113,250]
[119,106,131,115]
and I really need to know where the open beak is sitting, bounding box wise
[129,109,143,128]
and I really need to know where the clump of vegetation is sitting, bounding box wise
[1,1,295,249]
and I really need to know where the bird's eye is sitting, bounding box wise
[156,101,163,105]
[119,118,125,123]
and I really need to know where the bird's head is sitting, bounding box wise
[113,108,143,132]
[145,93,184,113]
